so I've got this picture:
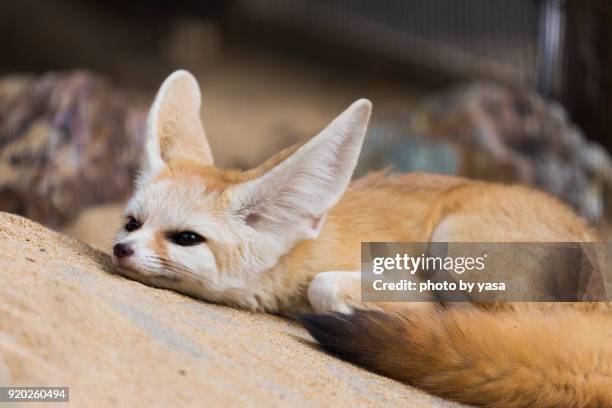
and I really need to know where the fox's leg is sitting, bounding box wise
[308,271,361,314]
[307,271,436,314]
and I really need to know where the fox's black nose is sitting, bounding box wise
[113,243,134,258]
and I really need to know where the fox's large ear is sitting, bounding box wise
[142,70,213,175]
[232,99,372,241]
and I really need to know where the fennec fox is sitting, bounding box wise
[113,71,611,407]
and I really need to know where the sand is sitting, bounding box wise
[0,212,463,407]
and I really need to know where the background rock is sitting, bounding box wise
[357,82,612,224]
[0,72,147,228]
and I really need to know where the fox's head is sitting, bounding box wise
[112,70,371,307]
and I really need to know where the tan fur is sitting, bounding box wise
[128,158,600,313]
[155,142,303,188]
[301,307,612,407]
[115,71,611,407]
[152,231,168,256]
[254,171,597,313]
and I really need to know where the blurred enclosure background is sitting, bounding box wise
[2,0,612,248]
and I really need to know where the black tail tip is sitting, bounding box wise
[298,310,388,364]
[298,312,351,350]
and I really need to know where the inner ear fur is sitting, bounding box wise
[145,70,213,173]
[232,99,372,238]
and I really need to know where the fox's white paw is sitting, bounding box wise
[307,271,359,314]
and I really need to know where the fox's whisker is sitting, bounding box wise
[141,256,196,280]
[146,255,212,283]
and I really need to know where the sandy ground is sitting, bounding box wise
[0,212,463,407]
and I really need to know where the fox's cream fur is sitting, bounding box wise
[113,71,611,407]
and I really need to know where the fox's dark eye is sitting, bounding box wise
[171,231,205,246]
[125,217,140,232]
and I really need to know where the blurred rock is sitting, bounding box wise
[358,82,612,224]
[0,71,147,227]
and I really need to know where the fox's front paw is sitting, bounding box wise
[307,271,360,314]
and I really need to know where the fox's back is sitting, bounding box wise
[280,171,596,277]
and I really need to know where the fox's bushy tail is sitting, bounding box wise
[300,307,612,407]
